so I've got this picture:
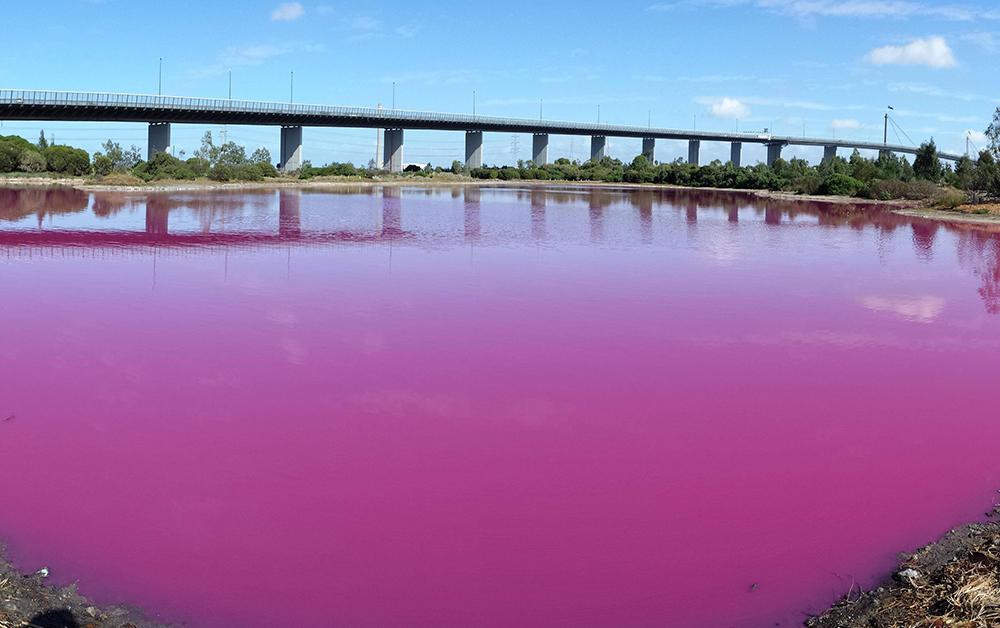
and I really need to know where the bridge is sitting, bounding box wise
[0,90,968,172]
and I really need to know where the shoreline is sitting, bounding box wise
[809,510,1000,626]
[3,513,999,627]
[0,549,161,627]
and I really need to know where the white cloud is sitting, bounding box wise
[867,36,957,68]
[888,81,983,101]
[271,2,304,21]
[961,31,996,51]
[193,42,324,77]
[860,295,946,323]
[707,97,750,118]
[832,119,862,130]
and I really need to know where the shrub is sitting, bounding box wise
[18,151,47,173]
[208,164,235,182]
[132,153,197,181]
[819,173,864,197]
[43,145,91,175]
[936,189,967,210]
[186,157,211,177]
[93,154,114,176]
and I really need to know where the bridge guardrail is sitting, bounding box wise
[0,89,967,159]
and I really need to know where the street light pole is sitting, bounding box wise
[884,105,894,145]
[158,57,162,96]
[228,70,232,100]
[290,71,294,104]
[392,82,396,110]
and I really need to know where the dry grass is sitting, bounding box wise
[810,521,1000,628]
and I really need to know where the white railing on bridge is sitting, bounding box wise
[0,89,968,160]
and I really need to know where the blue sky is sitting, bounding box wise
[1,0,997,166]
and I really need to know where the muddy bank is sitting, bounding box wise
[809,511,1000,627]
[0,550,161,628]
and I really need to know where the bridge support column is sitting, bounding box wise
[730,142,742,168]
[465,131,483,170]
[383,129,404,172]
[532,134,549,166]
[766,142,784,167]
[147,122,171,159]
[591,136,607,162]
[642,137,655,162]
[280,126,303,172]
[688,140,700,166]
[822,145,838,165]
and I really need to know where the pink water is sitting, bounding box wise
[1,185,999,627]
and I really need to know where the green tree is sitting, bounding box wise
[913,140,943,181]
[19,151,47,173]
[43,145,90,175]
[986,106,1000,158]
[195,132,218,164]
[250,147,272,165]
[954,156,976,190]
[451,160,464,174]
[37,130,48,151]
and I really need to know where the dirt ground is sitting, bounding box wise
[809,510,1000,627]
[0,551,160,628]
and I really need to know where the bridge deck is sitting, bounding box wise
[0,90,967,161]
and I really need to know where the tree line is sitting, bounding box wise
[4,107,1000,205]
[0,131,278,182]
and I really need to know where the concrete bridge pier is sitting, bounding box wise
[591,136,607,162]
[383,129,404,172]
[642,138,655,162]
[465,131,483,170]
[730,142,742,167]
[533,134,549,166]
[822,145,838,165]
[688,140,700,166]
[766,142,784,167]
[280,126,303,172]
[147,122,171,159]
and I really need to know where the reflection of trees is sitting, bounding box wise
[953,224,1000,315]
[3,184,1000,315]
[0,187,88,222]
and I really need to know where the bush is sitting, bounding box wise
[208,164,235,182]
[186,157,211,178]
[132,153,197,181]
[207,162,274,182]
[93,154,114,176]
[18,151,47,173]
[819,173,864,197]
[43,145,90,175]
[936,189,967,210]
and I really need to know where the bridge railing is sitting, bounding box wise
[0,89,959,158]
[0,89,782,139]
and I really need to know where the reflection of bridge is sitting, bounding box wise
[0,90,968,172]
[1,185,998,313]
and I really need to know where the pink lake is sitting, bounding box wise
[1,185,999,627]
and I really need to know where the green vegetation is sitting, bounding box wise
[2,112,1000,210]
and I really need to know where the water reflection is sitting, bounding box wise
[1,184,999,315]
